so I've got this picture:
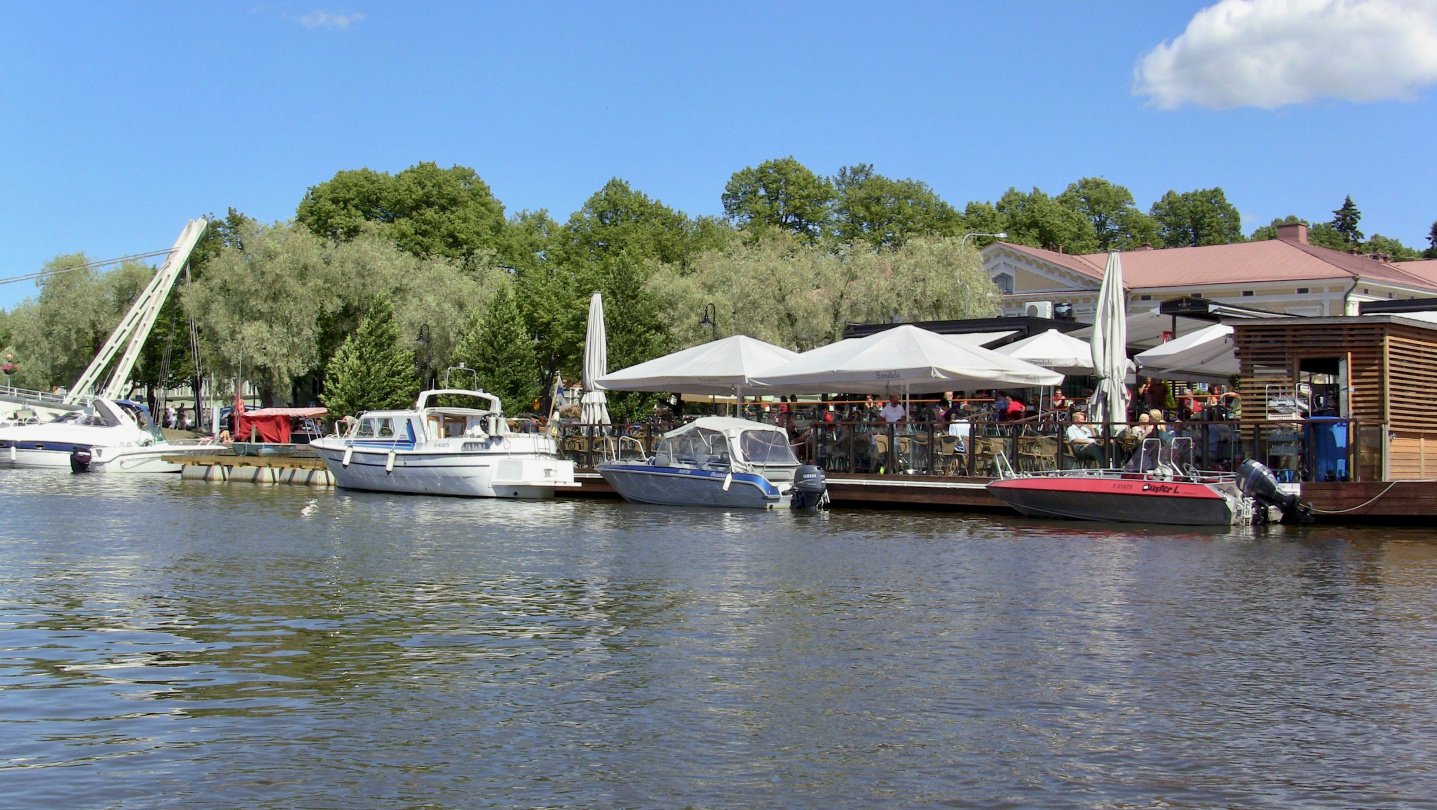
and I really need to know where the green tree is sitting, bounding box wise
[1149,187,1244,247]
[559,178,703,269]
[722,156,835,241]
[1425,221,1437,259]
[1056,177,1160,251]
[296,162,507,269]
[1306,222,1349,250]
[955,201,1009,248]
[1361,234,1420,261]
[320,293,420,419]
[996,187,1098,254]
[829,164,959,247]
[648,232,1000,353]
[581,252,670,421]
[450,285,540,413]
[1330,196,1364,247]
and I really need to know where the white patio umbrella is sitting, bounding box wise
[994,329,1096,375]
[580,291,610,426]
[1134,322,1237,384]
[596,334,800,402]
[752,324,1063,395]
[1088,251,1130,425]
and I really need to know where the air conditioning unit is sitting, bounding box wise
[1025,301,1054,319]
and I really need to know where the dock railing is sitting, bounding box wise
[556,416,1375,484]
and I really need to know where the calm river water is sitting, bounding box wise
[3,470,1437,809]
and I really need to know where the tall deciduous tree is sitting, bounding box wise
[451,285,540,413]
[1425,221,1437,259]
[320,293,419,419]
[722,157,835,241]
[296,162,507,269]
[1149,188,1244,247]
[1330,196,1364,247]
[829,164,959,247]
[560,178,703,269]
[996,187,1098,254]
[1056,177,1160,251]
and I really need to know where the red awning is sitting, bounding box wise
[235,407,327,443]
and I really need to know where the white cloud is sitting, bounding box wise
[1134,0,1437,109]
[299,10,365,29]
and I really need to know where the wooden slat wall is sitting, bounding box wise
[1387,328,1437,433]
[1233,321,1390,425]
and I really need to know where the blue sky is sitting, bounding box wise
[3,1,1435,310]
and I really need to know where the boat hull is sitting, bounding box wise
[312,443,575,499]
[987,476,1239,525]
[597,464,789,509]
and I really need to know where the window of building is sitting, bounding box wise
[1192,292,1203,298]
[1139,294,1151,301]
[993,273,1014,294]
[1242,290,1254,297]
[1296,287,1310,294]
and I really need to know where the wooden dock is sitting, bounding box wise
[162,454,335,486]
[161,455,1435,522]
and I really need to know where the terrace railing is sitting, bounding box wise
[554,417,1376,483]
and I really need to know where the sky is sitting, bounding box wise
[2,0,1436,310]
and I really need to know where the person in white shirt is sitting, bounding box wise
[1065,412,1106,465]
[879,394,906,424]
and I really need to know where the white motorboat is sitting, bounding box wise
[310,387,578,499]
[0,398,215,472]
[597,417,828,510]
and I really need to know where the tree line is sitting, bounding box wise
[2,158,1434,421]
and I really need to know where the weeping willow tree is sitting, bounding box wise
[648,231,1001,352]
[320,293,420,418]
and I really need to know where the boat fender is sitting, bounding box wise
[722,472,733,491]
[342,446,353,467]
[386,450,396,473]
[9,444,14,461]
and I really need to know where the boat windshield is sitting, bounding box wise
[655,428,729,469]
[739,430,798,465]
[53,411,117,427]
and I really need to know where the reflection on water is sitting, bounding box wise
[3,468,1437,807]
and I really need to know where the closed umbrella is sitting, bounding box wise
[581,291,610,426]
[1088,252,1129,425]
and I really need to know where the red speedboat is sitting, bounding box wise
[986,438,1312,526]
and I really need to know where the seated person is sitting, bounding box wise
[1149,409,1173,442]
[1125,412,1153,440]
[1065,412,1106,465]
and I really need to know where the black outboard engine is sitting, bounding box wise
[1237,459,1315,524]
[790,465,829,510]
[70,446,93,473]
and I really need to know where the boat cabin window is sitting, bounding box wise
[376,418,395,439]
[740,430,798,465]
[355,418,377,439]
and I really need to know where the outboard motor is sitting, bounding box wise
[790,465,829,510]
[70,446,93,473]
[1237,459,1315,524]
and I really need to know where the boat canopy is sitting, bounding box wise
[655,417,799,471]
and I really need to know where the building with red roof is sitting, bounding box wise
[982,223,1437,322]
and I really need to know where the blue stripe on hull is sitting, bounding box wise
[597,464,785,509]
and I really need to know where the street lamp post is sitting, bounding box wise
[700,303,717,342]
[961,231,1007,249]
[416,324,432,388]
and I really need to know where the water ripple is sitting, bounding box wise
[1,468,1436,807]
